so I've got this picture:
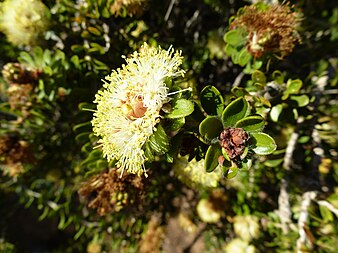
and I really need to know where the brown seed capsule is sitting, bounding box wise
[219,127,249,160]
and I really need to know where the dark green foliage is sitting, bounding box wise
[0,0,337,252]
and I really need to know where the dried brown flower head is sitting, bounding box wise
[78,168,146,216]
[231,3,301,58]
[7,83,34,111]
[219,127,249,160]
[110,0,147,17]
[0,135,34,177]
[2,63,40,84]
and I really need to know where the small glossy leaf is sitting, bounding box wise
[252,70,267,84]
[319,205,334,222]
[235,115,265,132]
[200,85,224,115]
[199,116,223,140]
[286,79,302,93]
[272,70,285,84]
[224,44,237,57]
[149,124,169,155]
[222,166,238,179]
[231,87,249,97]
[143,142,155,161]
[89,43,105,54]
[264,158,283,167]
[222,97,249,127]
[252,59,263,71]
[270,104,284,122]
[224,29,246,46]
[165,99,194,119]
[88,26,102,36]
[250,133,277,155]
[75,132,90,143]
[240,159,252,170]
[290,95,310,107]
[73,121,92,133]
[168,117,185,131]
[221,148,231,161]
[205,144,222,172]
[238,48,252,66]
[282,79,302,100]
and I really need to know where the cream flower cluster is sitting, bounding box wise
[173,156,221,189]
[92,43,185,176]
[0,0,49,46]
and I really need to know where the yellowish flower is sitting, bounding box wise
[0,0,49,46]
[173,156,221,189]
[196,198,222,223]
[92,43,185,176]
[224,238,256,253]
[233,215,260,241]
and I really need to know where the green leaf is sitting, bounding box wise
[222,97,249,127]
[272,70,285,84]
[73,121,92,133]
[319,205,334,222]
[222,166,238,179]
[87,26,102,36]
[250,133,277,155]
[168,117,185,132]
[224,29,246,46]
[239,159,252,170]
[270,104,284,122]
[75,132,90,143]
[143,142,155,162]
[200,85,224,115]
[282,79,302,100]
[199,116,223,140]
[264,158,283,167]
[235,115,265,132]
[224,44,237,57]
[18,51,35,66]
[148,124,169,155]
[252,70,267,84]
[89,43,105,54]
[165,99,194,119]
[252,59,263,71]
[205,144,222,172]
[290,95,310,107]
[231,87,249,97]
[238,47,252,66]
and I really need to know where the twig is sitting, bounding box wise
[233,72,245,87]
[164,0,176,21]
[296,191,317,252]
[277,117,303,234]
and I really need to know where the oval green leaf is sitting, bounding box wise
[200,85,224,116]
[222,166,239,179]
[235,115,265,132]
[238,48,252,67]
[252,70,267,84]
[222,97,249,127]
[165,99,194,119]
[282,79,302,100]
[199,116,223,141]
[270,104,284,122]
[224,30,246,46]
[290,95,310,107]
[148,124,169,155]
[250,132,277,155]
[205,144,222,172]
